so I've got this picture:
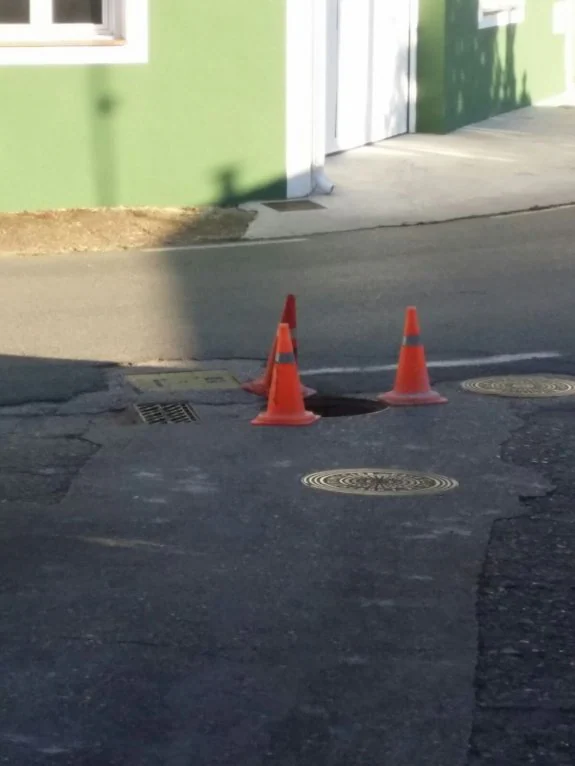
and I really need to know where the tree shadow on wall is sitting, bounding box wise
[445,0,531,132]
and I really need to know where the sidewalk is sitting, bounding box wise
[242,99,575,240]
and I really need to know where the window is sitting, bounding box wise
[478,0,525,29]
[0,0,148,65]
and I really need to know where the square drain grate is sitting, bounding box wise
[134,402,199,425]
[263,200,325,212]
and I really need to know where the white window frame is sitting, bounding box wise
[478,0,525,29]
[0,0,148,66]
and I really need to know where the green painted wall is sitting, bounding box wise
[0,0,286,213]
[416,0,448,133]
[417,0,568,133]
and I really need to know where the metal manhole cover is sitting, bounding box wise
[126,370,240,392]
[263,200,325,212]
[301,468,458,497]
[461,375,575,398]
[134,402,199,425]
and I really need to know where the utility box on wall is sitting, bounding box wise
[416,0,572,133]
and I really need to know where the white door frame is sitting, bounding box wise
[285,0,419,199]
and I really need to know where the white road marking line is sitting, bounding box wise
[140,237,307,253]
[302,352,562,376]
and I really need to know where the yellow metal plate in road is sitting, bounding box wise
[126,370,241,392]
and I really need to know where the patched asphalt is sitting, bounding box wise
[0,380,552,766]
[468,403,575,765]
[2,205,575,761]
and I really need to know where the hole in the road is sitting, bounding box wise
[303,395,387,418]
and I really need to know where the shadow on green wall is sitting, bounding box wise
[419,0,532,133]
[213,167,285,207]
[148,166,288,247]
[113,164,292,251]
[86,67,120,207]
[446,0,531,130]
[84,74,284,209]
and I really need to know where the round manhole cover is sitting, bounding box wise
[301,468,458,497]
[461,375,575,398]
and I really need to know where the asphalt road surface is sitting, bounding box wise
[0,206,573,370]
[0,207,574,765]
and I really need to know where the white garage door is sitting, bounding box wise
[326,0,411,154]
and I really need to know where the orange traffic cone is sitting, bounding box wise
[242,332,277,396]
[242,295,315,397]
[252,324,320,426]
[378,307,447,406]
[282,294,315,396]
[284,294,298,359]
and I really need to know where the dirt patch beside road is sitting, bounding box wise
[0,206,255,255]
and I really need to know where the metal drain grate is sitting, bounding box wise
[126,370,240,392]
[263,200,325,212]
[134,402,199,425]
